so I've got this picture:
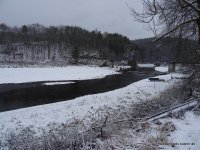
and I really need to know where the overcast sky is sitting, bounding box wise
[0,0,153,40]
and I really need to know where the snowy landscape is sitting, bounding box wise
[0,66,118,84]
[1,0,200,149]
[0,65,199,149]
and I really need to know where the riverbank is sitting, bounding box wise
[0,67,186,147]
[0,65,119,84]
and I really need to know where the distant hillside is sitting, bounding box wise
[0,23,137,65]
[133,37,199,63]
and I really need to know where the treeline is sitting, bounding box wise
[134,37,199,63]
[0,23,136,63]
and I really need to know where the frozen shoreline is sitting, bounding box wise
[0,65,119,84]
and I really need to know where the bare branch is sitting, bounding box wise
[181,0,200,14]
[153,18,198,42]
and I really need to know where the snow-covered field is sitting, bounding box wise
[0,66,118,84]
[168,112,200,150]
[0,67,184,144]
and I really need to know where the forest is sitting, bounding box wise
[0,23,198,65]
[0,23,136,64]
[134,37,199,63]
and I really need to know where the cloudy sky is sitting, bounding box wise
[0,0,153,39]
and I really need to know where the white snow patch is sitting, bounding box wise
[138,63,155,68]
[43,82,75,85]
[0,66,118,84]
[155,66,168,72]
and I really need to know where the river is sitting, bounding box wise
[0,70,165,112]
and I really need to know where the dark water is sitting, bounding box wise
[0,71,164,112]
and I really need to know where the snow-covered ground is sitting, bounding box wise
[0,66,118,84]
[155,66,168,72]
[0,66,184,143]
[168,112,200,150]
[43,81,75,85]
[138,63,155,68]
[119,111,200,150]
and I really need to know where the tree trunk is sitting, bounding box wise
[198,20,200,46]
[198,0,200,45]
[11,46,15,60]
[48,45,51,59]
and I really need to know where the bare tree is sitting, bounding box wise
[131,0,200,95]
[130,0,200,46]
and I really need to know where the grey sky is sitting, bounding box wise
[0,0,153,39]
